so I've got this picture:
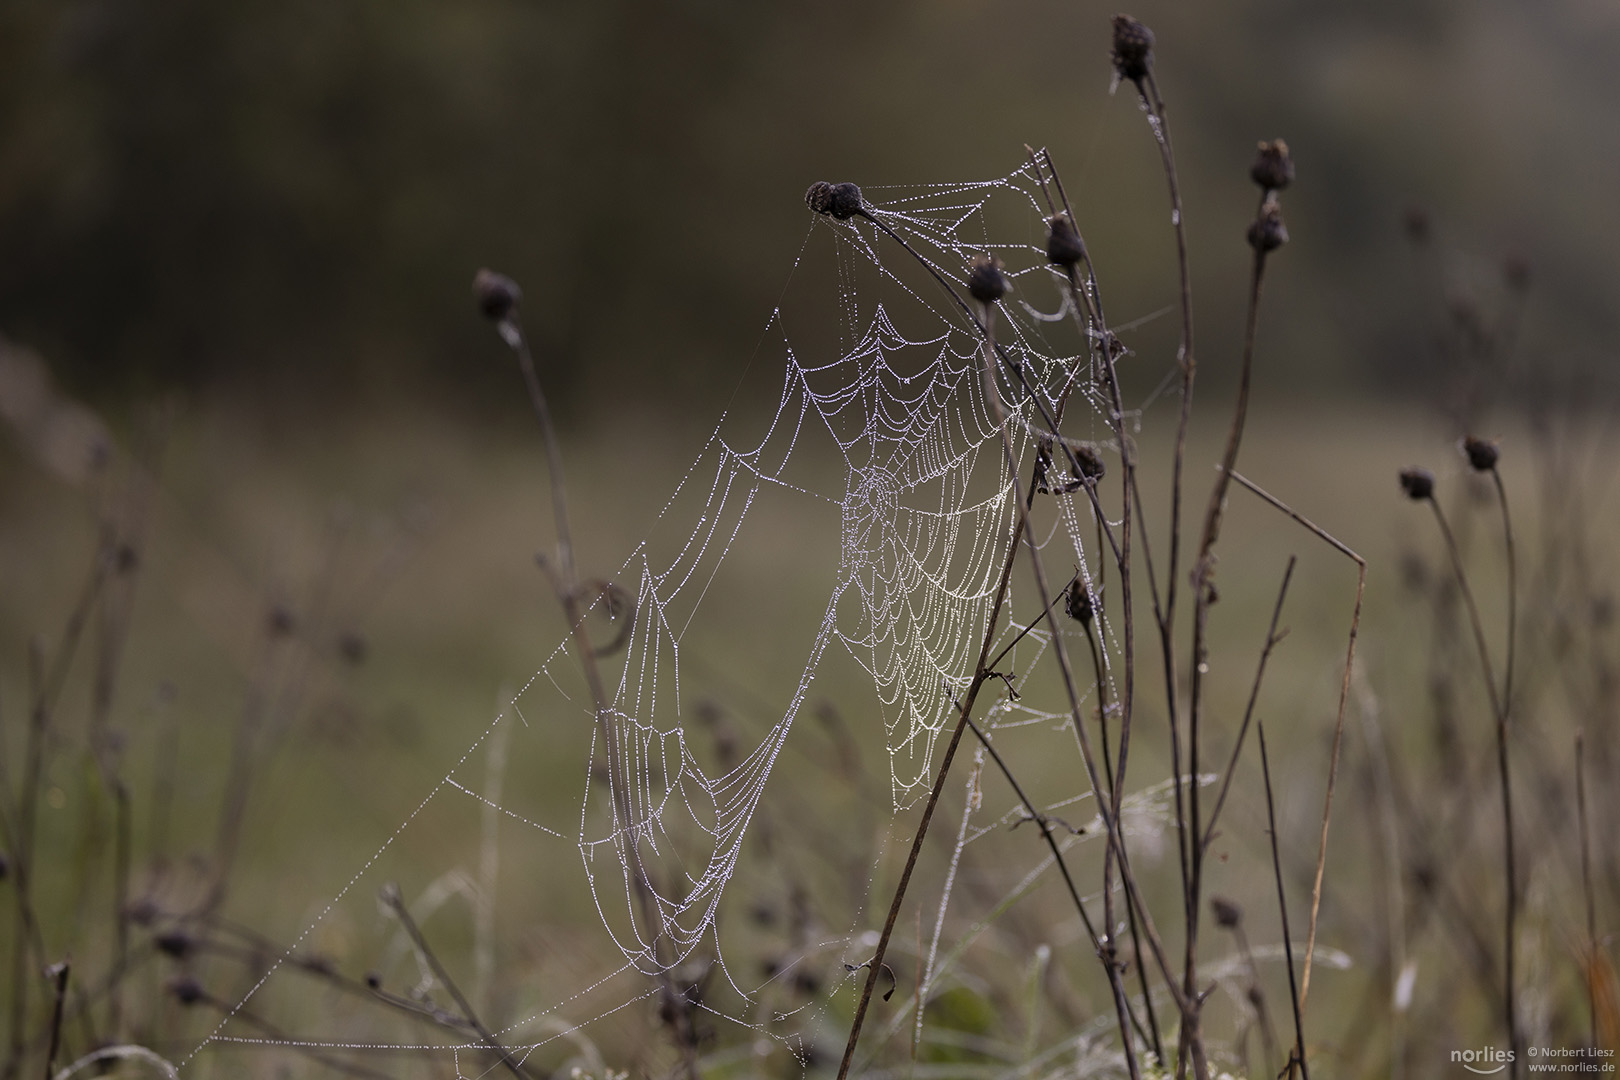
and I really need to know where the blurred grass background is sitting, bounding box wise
[2,0,1618,1077]
[2,0,1618,413]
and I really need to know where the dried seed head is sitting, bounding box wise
[1075,443,1106,481]
[1211,896,1244,928]
[1111,15,1155,84]
[1247,194,1289,253]
[967,254,1010,305]
[1250,140,1294,192]
[1045,213,1086,268]
[1461,435,1499,471]
[1399,466,1435,501]
[170,976,205,1006]
[473,269,521,322]
[1065,582,1094,625]
[805,181,864,221]
[155,931,194,959]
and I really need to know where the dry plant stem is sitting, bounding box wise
[8,554,109,1080]
[1177,232,1272,1080]
[1224,469,1365,1011]
[1132,72,1198,921]
[1201,558,1295,851]
[496,317,697,1078]
[1085,616,1165,1062]
[1258,722,1309,1080]
[1038,151,1166,1062]
[978,308,1144,1080]
[44,963,69,1080]
[1489,467,1518,729]
[383,890,530,1080]
[1576,731,1597,1048]
[1425,494,1519,1074]
[953,707,1154,1052]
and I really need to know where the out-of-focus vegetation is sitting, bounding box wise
[3,0,1619,413]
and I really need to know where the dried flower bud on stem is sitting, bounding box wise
[1111,14,1155,85]
[967,254,1010,305]
[1250,140,1294,193]
[1400,467,1436,501]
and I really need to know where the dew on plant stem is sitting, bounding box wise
[1171,209,1181,226]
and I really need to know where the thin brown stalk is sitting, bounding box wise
[1257,722,1309,1080]
[980,310,1147,1080]
[1424,492,1519,1076]
[382,887,531,1080]
[1576,731,1596,1049]
[1201,558,1295,851]
[44,963,69,1080]
[9,551,110,1080]
[980,305,1195,1038]
[1033,148,1167,1064]
[1225,468,1366,1009]
[1489,468,1517,718]
[1129,72,1199,933]
[1179,205,1275,1080]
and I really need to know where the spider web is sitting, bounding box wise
[188,158,1139,1074]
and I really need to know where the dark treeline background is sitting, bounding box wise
[2,0,1617,420]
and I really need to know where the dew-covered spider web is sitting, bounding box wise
[187,158,1186,1076]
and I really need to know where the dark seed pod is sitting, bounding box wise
[473,269,521,322]
[1211,896,1243,929]
[1250,140,1294,192]
[1462,435,1499,471]
[1045,214,1086,268]
[1075,443,1107,481]
[1111,15,1155,84]
[967,254,1010,305]
[1065,582,1094,625]
[1247,194,1289,253]
[1399,467,1435,501]
[155,931,194,959]
[170,976,206,1006]
[805,181,864,221]
[365,972,382,990]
